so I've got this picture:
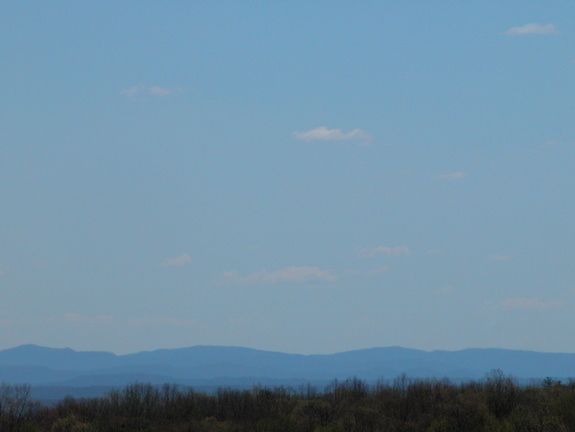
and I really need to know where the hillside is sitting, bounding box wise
[2,344,574,393]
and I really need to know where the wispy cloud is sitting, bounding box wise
[359,246,410,257]
[498,297,561,311]
[149,86,173,96]
[437,172,466,180]
[121,85,185,98]
[222,266,337,285]
[294,127,371,143]
[505,23,559,35]
[162,254,193,267]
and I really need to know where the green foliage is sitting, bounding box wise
[50,414,95,432]
[313,423,343,432]
[484,369,519,419]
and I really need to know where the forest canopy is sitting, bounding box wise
[2,371,575,431]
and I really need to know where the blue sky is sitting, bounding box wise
[1,1,574,354]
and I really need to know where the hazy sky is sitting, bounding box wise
[1,2,574,355]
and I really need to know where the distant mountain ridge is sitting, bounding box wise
[2,344,575,393]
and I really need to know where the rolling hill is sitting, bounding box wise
[2,344,574,400]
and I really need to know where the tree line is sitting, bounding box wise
[2,370,575,431]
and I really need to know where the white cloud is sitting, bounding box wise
[437,172,466,180]
[505,23,559,35]
[162,254,193,267]
[498,297,561,311]
[293,127,371,143]
[120,86,141,97]
[359,246,410,257]
[121,85,184,98]
[63,313,82,322]
[149,86,172,96]
[222,266,337,284]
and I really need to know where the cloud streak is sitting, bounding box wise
[294,127,371,143]
[437,172,466,180]
[222,266,337,285]
[162,254,193,267]
[505,23,559,35]
[121,85,185,98]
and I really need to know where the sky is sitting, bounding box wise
[1,1,574,355]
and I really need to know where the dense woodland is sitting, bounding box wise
[2,370,575,431]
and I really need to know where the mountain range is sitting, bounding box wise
[1,345,574,401]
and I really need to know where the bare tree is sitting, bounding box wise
[0,382,39,432]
